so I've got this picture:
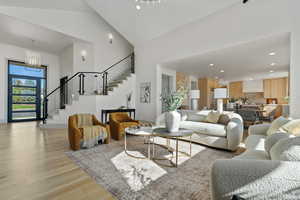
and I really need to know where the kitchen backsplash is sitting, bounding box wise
[244,92,265,104]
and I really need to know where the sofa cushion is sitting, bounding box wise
[233,150,269,160]
[270,137,300,161]
[266,116,290,136]
[187,112,207,122]
[180,121,227,137]
[279,119,300,136]
[245,135,266,151]
[264,132,292,155]
[206,111,221,123]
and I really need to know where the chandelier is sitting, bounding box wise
[25,40,42,66]
[25,50,42,66]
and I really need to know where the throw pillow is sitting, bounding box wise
[206,111,221,123]
[266,116,290,136]
[270,136,300,161]
[279,119,300,136]
[218,114,231,126]
[264,132,293,155]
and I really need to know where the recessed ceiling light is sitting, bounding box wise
[249,78,254,81]
[269,52,276,56]
[220,70,225,73]
[270,63,276,66]
[136,5,141,10]
[270,70,274,73]
[209,64,214,67]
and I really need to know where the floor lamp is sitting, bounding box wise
[214,88,228,113]
[190,90,200,110]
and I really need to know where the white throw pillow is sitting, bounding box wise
[206,111,221,124]
[270,136,300,161]
[266,116,290,136]
[279,119,300,136]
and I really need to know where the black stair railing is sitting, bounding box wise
[42,53,134,123]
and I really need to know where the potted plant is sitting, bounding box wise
[227,98,237,109]
[240,97,249,104]
[161,86,187,132]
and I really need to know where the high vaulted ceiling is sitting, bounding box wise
[0,0,244,45]
[163,33,290,83]
[0,0,93,12]
[0,13,84,54]
[85,0,241,45]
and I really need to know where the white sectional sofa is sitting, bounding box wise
[157,110,244,151]
[211,123,300,200]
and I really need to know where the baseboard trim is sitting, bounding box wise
[39,123,67,129]
[0,119,7,124]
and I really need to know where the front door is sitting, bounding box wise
[8,61,46,122]
[60,76,68,109]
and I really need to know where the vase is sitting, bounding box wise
[165,110,181,133]
[127,101,131,108]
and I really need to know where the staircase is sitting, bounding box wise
[41,53,135,128]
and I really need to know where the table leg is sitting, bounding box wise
[176,138,178,167]
[152,136,155,157]
[148,136,151,159]
[124,131,127,151]
[190,135,192,157]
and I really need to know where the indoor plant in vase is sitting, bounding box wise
[161,86,187,132]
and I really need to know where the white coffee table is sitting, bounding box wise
[124,127,155,159]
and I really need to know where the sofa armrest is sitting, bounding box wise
[211,159,300,200]
[248,124,270,136]
[226,118,244,151]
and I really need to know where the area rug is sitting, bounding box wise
[66,136,234,200]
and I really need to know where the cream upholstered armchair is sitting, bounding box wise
[68,114,110,151]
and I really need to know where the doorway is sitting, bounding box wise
[60,76,68,109]
[161,74,174,113]
[7,61,47,122]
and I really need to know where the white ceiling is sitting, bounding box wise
[0,13,82,54]
[163,33,290,83]
[85,0,241,45]
[0,0,93,12]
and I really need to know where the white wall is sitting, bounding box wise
[60,45,74,78]
[135,0,294,121]
[289,0,300,118]
[0,42,60,123]
[73,41,96,96]
[0,6,133,73]
[59,44,74,104]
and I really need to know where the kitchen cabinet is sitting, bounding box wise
[263,77,289,104]
[229,81,243,99]
[198,78,221,109]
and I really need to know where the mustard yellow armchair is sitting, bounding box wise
[109,112,139,140]
[68,114,110,151]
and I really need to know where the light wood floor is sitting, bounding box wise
[0,122,115,200]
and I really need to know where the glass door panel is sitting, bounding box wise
[12,78,37,87]
[8,61,46,122]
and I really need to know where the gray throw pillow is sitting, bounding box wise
[270,136,300,161]
[264,132,292,155]
[218,114,231,126]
